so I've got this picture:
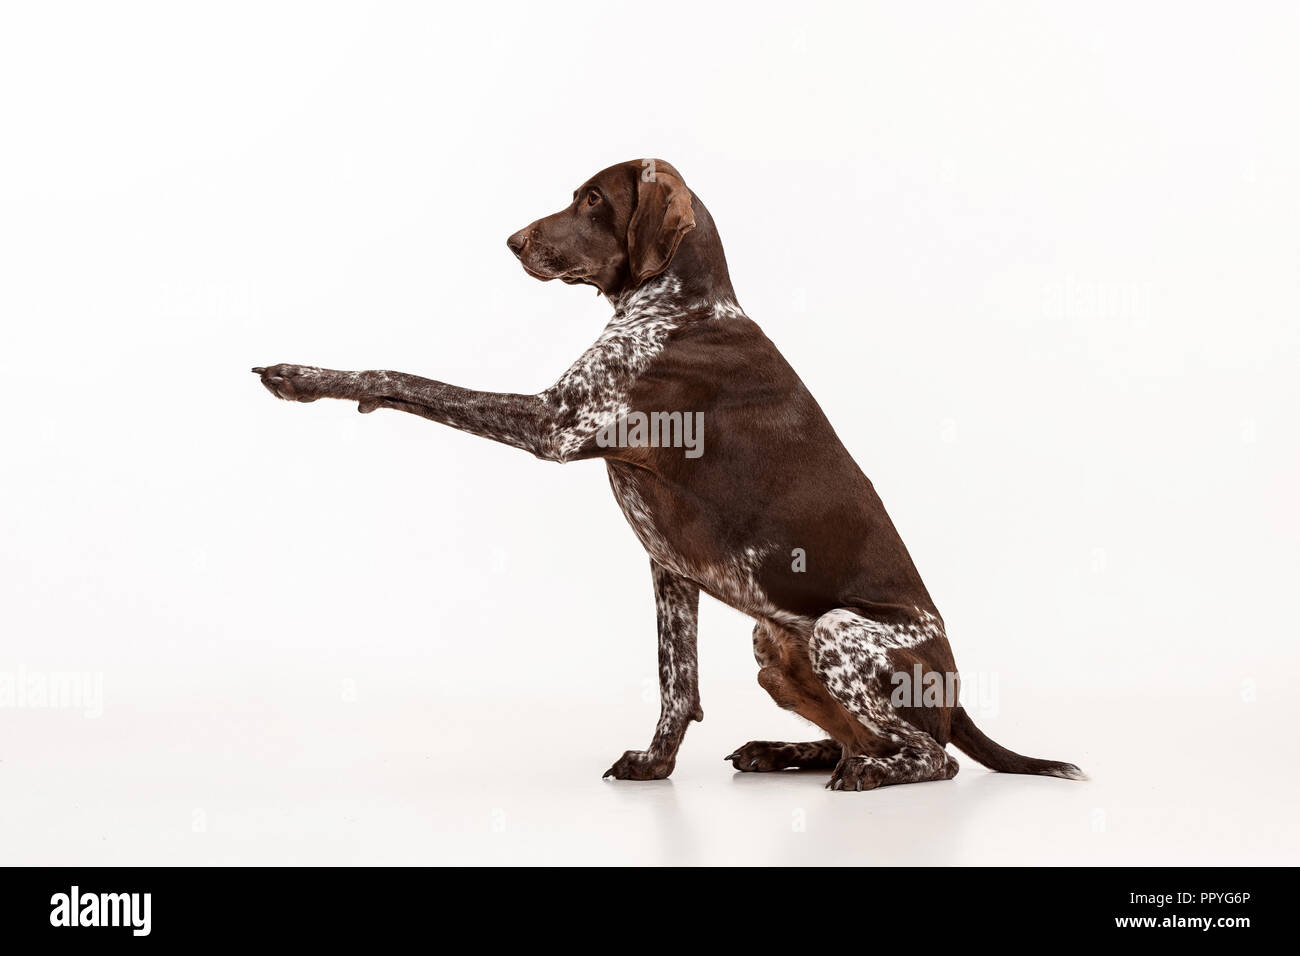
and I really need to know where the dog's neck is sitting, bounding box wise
[607,274,683,322]
[607,274,745,323]
[608,199,744,320]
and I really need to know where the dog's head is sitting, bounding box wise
[507,159,696,298]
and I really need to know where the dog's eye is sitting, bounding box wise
[586,190,601,207]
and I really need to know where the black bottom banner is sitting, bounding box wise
[0,865,1280,944]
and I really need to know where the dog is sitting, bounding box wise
[254,158,1082,790]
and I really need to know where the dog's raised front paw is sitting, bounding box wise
[252,364,326,402]
[603,750,674,781]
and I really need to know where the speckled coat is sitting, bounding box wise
[255,159,1081,790]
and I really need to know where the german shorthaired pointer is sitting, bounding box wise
[253,159,1082,790]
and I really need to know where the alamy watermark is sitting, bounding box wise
[50,886,150,936]
[1043,274,1153,321]
[0,667,103,718]
[890,665,999,718]
[595,411,704,458]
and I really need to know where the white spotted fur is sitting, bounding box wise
[537,278,749,462]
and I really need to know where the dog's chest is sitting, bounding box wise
[605,461,796,625]
[545,279,687,459]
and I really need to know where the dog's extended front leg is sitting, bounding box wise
[254,364,559,457]
[604,561,702,781]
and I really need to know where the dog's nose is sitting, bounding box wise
[506,230,529,257]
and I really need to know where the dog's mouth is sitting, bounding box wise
[518,259,560,281]
[518,257,592,286]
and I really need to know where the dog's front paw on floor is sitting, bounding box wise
[603,750,674,780]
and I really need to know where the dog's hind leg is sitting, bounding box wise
[604,561,702,780]
[726,620,857,772]
[808,608,959,791]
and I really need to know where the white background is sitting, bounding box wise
[2,1,1297,865]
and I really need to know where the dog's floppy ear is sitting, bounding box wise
[627,160,696,285]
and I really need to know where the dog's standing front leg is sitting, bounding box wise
[604,561,702,781]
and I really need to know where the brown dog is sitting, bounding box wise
[254,158,1082,790]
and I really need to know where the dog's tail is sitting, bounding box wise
[949,706,1086,780]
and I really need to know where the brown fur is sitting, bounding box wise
[255,159,1083,789]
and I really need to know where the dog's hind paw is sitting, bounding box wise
[726,741,803,772]
[826,756,887,792]
[603,750,674,781]
[826,750,959,791]
[726,739,841,772]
